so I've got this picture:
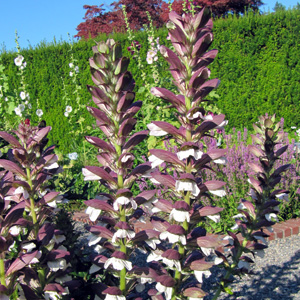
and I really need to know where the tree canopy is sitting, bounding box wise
[75,0,263,39]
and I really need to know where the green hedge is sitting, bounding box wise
[1,8,300,154]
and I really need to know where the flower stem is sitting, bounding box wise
[26,168,37,225]
[212,238,248,300]
[120,243,127,293]
[0,258,6,287]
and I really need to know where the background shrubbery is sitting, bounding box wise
[1,8,300,154]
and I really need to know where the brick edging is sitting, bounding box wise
[72,211,300,242]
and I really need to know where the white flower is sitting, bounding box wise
[275,193,289,202]
[213,157,227,164]
[82,168,101,181]
[200,247,214,256]
[19,104,25,112]
[44,156,59,170]
[147,49,157,57]
[112,229,135,243]
[86,206,102,222]
[177,149,203,160]
[69,71,73,77]
[64,111,69,117]
[68,152,78,160]
[88,234,101,246]
[14,186,29,199]
[222,235,234,245]
[20,91,26,100]
[291,126,297,129]
[44,291,62,300]
[14,55,24,66]
[160,231,186,245]
[169,208,190,222]
[104,257,132,271]
[5,97,8,101]
[162,257,181,271]
[69,63,74,68]
[104,295,126,300]
[147,56,153,64]
[9,225,22,236]
[65,105,72,113]
[147,250,163,262]
[113,196,137,211]
[175,180,200,197]
[265,213,278,222]
[156,282,173,300]
[47,258,68,272]
[36,109,43,117]
[145,238,161,250]
[209,188,226,197]
[149,154,164,169]
[194,270,211,283]
[22,242,36,251]
[74,66,79,73]
[23,62,27,68]
[207,214,220,223]
[14,106,22,116]
[27,103,32,109]
[147,123,168,136]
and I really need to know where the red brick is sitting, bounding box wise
[284,219,300,235]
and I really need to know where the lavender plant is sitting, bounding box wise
[0,120,72,299]
[82,39,152,299]
[144,8,230,299]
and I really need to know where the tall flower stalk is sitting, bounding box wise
[82,39,151,298]
[212,114,290,299]
[146,8,228,299]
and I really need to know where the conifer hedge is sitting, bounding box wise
[1,8,299,153]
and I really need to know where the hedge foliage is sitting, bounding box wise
[1,8,300,154]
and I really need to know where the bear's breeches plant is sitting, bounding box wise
[0,7,293,300]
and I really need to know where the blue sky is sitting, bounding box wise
[0,0,298,53]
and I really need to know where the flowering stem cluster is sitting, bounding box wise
[82,39,151,299]
[212,114,290,298]
[0,120,71,299]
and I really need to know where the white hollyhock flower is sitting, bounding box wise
[14,106,22,116]
[69,71,73,77]
[36,109,43,117]
[156,282,173,300]
[175,180,200,197]
[194,270,211,283]
[104,257,132,271]
[65,105,72,113]
[169,208,190,222]
[69,62,74,68]
[20,91,26,100]
[86,206,102,222]
[64,111,69,117]
[149,154,164,168]
[14,55,24,66]
[147,123,168,136]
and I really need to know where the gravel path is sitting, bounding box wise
[204,233,300,300]
[74,221,300,299]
